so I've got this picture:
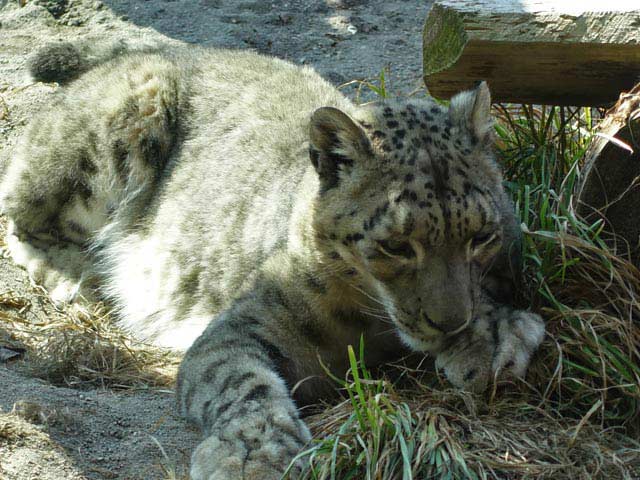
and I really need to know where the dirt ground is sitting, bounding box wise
[0,1,431,478]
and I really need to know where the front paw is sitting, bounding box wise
[190,421,309,480]
[435,305,545,392]
[191,436,281,480]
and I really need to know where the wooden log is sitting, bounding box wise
[423,1,640,106]
[577,83,640,264]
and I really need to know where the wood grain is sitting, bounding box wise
[423,1,640,105]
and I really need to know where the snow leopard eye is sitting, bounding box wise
[378,239,415,258]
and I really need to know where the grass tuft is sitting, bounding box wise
[289,343,639,479]
[0,286,179,389]
[496,105,640,429]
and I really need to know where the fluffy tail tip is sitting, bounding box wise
[27,42,84,84]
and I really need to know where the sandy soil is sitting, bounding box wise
[0,1,431,479]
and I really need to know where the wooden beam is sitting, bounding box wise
[423,1,640,106]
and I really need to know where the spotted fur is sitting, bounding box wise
[0,42,544,479]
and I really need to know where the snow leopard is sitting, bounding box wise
[0,41,544,479]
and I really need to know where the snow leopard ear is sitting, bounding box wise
[309,107,372,192]
[448,81,493,146]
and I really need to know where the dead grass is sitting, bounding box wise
[527,234,640,430]
[0,285,179,389]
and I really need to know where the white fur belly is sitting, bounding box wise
[103,232,209,351]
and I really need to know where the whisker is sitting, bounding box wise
[356,303,388,315]
[374,326,399,337]
[360,310,394,324]
[347,282,387,308]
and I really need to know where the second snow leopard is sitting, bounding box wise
[0,41,544,479]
